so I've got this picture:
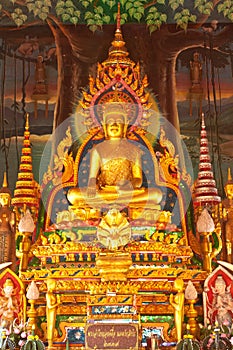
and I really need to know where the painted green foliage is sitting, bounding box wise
[1,0,233,32]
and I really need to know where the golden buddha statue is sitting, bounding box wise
[67,102,162,213]
[169,278,185,342]
[46,278,60,349]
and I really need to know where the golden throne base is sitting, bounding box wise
[96,251,132,282]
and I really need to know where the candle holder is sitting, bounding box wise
[185,281,199,339]
[18,209,35,274]
[186,299,199,338]
[26,281,40,331]
[27,299,37,331]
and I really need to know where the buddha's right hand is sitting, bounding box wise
[87,186,96,198]
[87,178,97,198]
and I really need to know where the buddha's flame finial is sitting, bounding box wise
[117,2,121,31]
[107,2,128,60]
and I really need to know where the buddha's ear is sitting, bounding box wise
[102,124,108,139]
[123,123,128,138]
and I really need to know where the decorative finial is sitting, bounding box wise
[106,3,129,61]
[227,167,232,182]
[2,172,8,188]
[0,171,11,196]
[26,281,40,300]
[18,208,35,233]
[201,112,205,126]
[193,112,221,206]
[196,208,215,233]
[25,113,29,131]
[185,280,198,300]
[12,111,40,212]
[117,2,121,31]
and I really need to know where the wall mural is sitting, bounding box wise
[1,3,233,347]
[0,2,233,200]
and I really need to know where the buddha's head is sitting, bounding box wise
[102,102,128,139]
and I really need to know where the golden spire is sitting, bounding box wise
[102,2,134,67]
[227,167,232,182]
[12,113,40,214]
[224,167,233,199]
[117,2,121,30]
[193,113,221,206]
[0,172,11,196]
[2,172,8,188]
[80,1,151,128]
[25,112,29,130]
[108,3,129,60]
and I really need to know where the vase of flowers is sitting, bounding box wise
[1,319,29,349]
[6,319,28,348]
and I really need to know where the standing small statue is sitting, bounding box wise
[33,55,47,95]
[208,275,233,330]
[170,278,185,342]
[225,209,233,263]
[0,279,20,327]
[223,168,233,263]
[190,52,202,90]
[46,279,60,349]
[189,52,203,116]
[0,173,16,269]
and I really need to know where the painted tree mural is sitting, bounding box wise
[0,0,233,129]
[0,0,233,196]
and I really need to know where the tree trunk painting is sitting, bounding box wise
[38,20,233,131]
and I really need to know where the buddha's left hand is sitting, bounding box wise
[117,180,133,191]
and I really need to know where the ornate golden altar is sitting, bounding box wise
[18,10,210,350]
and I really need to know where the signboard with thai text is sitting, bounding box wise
[85,323,138,350]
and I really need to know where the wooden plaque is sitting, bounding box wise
[85,323,138,350]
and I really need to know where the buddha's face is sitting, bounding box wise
[105,113,125,139]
